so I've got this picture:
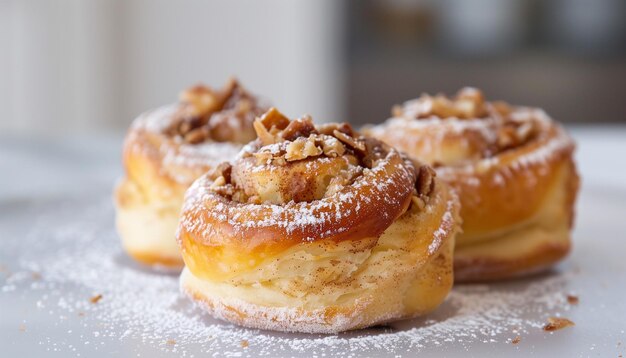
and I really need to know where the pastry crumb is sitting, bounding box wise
[89,294,103,304]
[566,294,579,305]
[543,317,575,331]
[511,336,521,344]
[166,339,176,345]
[240,340,249,348]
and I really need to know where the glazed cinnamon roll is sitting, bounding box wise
[177,109,461,333]
[365,88,580,282]
[114,79,268,268]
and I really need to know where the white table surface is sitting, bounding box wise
[1,126,625,357]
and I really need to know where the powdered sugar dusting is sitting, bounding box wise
[127,104,243,185]
[1,195,577,357]
[180,150,415,243]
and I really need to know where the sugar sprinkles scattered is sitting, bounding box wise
[1,196,576,357]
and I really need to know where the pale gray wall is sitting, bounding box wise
[0,0,345,135]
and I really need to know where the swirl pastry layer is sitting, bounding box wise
[177,109,461,333]
[114,79,268,268]
[366,88,580,282]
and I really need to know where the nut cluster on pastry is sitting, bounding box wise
[177,109,460,333]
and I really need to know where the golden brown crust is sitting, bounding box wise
[365,88,580,282]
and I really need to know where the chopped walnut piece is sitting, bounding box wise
[491,100,512,116]
[211,176,226,187]
[281,116,317,141]
[455,87,487,118]
[232,190,247,202]
[89,294,103,304]
[285,136,323,162]
[253,119,277,146]
[410,195,426,212]
[213,162,232,183]
[324,167,360,198]
[273,156,287,166]
[358,137,383,168]
[253,151,273,165]
[211,183,235,197]
[497,121,536,151]
[416,165,436,197]
[396,87,489,119]
[516,122,534,141]
[333,130,365,151]
[321,136,345,157]
[511,336,521,344]
[183,127,208,144]
[179,85,221,117]
[566,294,579,305]
[318,122,354,137]
[177,117,202,135]
[543,317,575,331]
[497,125,517,149]
[259,107,290,131]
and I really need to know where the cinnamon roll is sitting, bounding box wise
[114,79,268,268]
[365,88,580,282]
[177,109,461,333]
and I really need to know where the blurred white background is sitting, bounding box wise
[0,0,345,135]
[1,0,625,136]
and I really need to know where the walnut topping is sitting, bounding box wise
[259,107,290,132]
[253,119,277,146]
[281,116,317,141]
[212,175,226,187]
[216,162,232,183]
[410,195,426,211]
[394,87,488,119]
[249,108,364,165]
[543,317,575,331]
[321,136,346,157]
[183,127,209,144]
[496,121,536,151]
[333,130,365,151]
[317,122,354,137]
[179,85,221,117]
[217,109,390,204]
[491,100,512,116]
[566,294,579,305]
[167,79,267,144]
[285,136,323,162]
[210,177,235,197]
[324,166,362,198]
[416,165,436,197]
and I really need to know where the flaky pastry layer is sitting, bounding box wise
[181,182,460,333]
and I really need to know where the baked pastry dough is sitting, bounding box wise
[177,109,461,333]
[115,79,268,268]
[365,88,579,282]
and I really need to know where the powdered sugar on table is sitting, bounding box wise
[1,195,580,357]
